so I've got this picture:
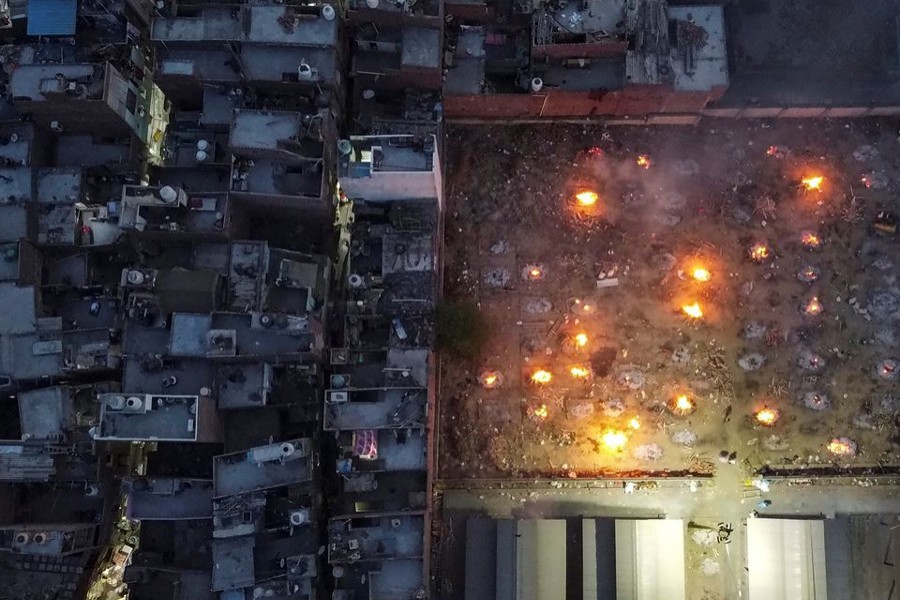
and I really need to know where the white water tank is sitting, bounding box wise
[107,395,126,410]
[196,150,209,162]
[530,77,544,93]
[159,186,186,205]
[126,270,145,285]
[280,442,296,457]
[348,273,364,288]
[126,396,144,411]
[290,509,310,526]
[14,532,29,545]
[321,4,336,20]
[365,0,379,8]
[196,139,210,151]
[298,61,314,80]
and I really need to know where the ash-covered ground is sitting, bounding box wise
[440,120,900,480]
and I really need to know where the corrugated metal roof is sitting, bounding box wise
[27,0,77,36]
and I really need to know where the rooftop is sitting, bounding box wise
[328,512,425,563]
[213,438,314,497]
[118,186,228,235]
[337,428,427,472]
[167,312,321,360]
[241,45,337,84]
[17,386,73,440]
[126,477,214,520]
[0,167,33,203]
[211,536,255,591]
[324,388,427,431]
[9,63,102,102]
[229,110,324,159]
[340,135,436,177]
[96,393,201,442]
[151,5,337,46]
[216,363,273,410]
[0,124,33,166]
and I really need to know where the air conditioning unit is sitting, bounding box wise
[327,391,348,404]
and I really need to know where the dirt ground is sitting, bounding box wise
[439,119,900,480]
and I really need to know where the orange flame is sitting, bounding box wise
[569,365,591,378]
[575,190,599,207]
[827,439,856,456]
[803,296,823,316]
[682,303,703,319]
[801,175,824,191]
[528,267,543,279]
[691,267,711,282]
[628,417,641,430]
[755,407,779,426]
[671,394,695,415]
[801,232,821,248]
[481,371,501,388]
[749,244,770,262]
[601,429,628,451]
[532,404,549,420]
[574,333,588,348]
[636,155,651,169]
[531,369,552,384]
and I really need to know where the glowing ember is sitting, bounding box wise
[691,267,711,282]
[827,437,857,457]
[601,429,628,452]
[527,266,543,280]
[532,404,549,420]
[481,371,502,389]
[575,190,599,207]
[628,417,641,430]
[581,303,592,313]
[876,359,898,380]
[682,302,703,319]
[636,155,652,169]
[766,146,779,157]
[531,369,552,384]
[668,394,696,416]
[802,296,823,316]
[749,244,770,262]
[755,407,780,426]
[574,333,589,348]
[797,265,819,283]
[569,365,591,379]
[801,231,821,248]
[801,175,824,191]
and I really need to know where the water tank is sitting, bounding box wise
[33,533,47,545]
[199,387,211,397]
[195,150,209,162]
[348,273,364,288]
[362,89,375,100]
[196,139,210,151]
[337,139,353,156]
[280,442,296,457]
[126,270,145,285]
[126,396,144,411]
[530,77,544,93]
[290,509,310,526]
[321,4,336,20]
[298,61,314,80]
[159,186,186,205]
[14,532,29,545]
[365,0,379,8]
[106,395,126,410]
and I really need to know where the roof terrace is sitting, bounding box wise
[327,512,425,563]
[213,438,314,497]
[126,477,214,520]
[96,393,201,442]
[324,387,427,431]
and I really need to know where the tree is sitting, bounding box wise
[435,300,489,358]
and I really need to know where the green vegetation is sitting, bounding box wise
[435,300,490,358]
